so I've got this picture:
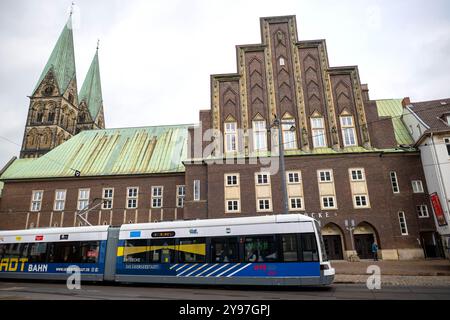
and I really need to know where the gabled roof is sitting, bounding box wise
[79,48,103,120]
[0,125,191,180]
[407,98,450,132]
[376,99,414,145]
[32,17,76,95]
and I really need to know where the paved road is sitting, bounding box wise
[0,281,450,300]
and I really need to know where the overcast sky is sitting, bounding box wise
[0,0,449,168]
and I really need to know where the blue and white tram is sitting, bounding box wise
[0,214,335,286]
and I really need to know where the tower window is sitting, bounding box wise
[68,93,74,104]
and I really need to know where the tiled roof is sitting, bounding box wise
[408,98,450,132]
[32,17,76,95]
[376,99,414,145]
[0,125,191,180]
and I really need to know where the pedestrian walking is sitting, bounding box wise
[372,241,379,261]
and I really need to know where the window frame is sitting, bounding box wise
[102,188,114,210]
[417,204,429,218]
[255,172,270,185]
[354,195,369,208]
[126,187,139,209]
[318,170,333,183]
[151,186,163,209]
[53,189,66,211]
[390,171,400,193]
[225,173,239,186]
[289,197,303,211]
[321,196,337,209]
[224,121,238,153]
[252,120,267,151]
[176,185,186,208]
[193,180,201,201]
[77,188,90,211]
[398,211,409,235]
[350,168,365,181]
[281,120,297,150]
[411,180,424,193]
[340,115,357,147]
[311,117,327,148]
[257,198,272,212]
[226,199,240,213]
[30,190,44,212]
[287,171,301,184]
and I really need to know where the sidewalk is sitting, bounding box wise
[331,259,450,286]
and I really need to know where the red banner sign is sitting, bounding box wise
[430,192,448,226]
[35,235,44,241]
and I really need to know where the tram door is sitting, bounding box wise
[151,239,175,263]
[354,234,374,259]
[323,235,343,260]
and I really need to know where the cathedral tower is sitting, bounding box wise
[77,44,105,132]
[20,16,79,158]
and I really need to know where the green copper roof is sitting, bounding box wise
[376,99,414,145]
[79,49,103,119]
[0,125,191,180]
[32,17,76,95]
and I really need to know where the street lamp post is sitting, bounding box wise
[271,116,295,215]
[345,219,357,260]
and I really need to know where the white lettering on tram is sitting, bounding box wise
[28,264,48,272]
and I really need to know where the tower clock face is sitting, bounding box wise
[43,86,53,96]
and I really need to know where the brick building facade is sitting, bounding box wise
[0,15,443,260]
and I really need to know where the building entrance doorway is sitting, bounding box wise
[421,231,445,258]
[323,235,344,260]
[354,234,374,259]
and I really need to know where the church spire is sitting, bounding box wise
[32,15,76,95]
[79,43,104,125]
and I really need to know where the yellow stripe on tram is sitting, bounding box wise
[117,243,206,257]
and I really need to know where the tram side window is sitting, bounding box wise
[244,236,278,262]
[281,234,298,262]
[299,233,319,262]
[124,239,149,263]
[24,242,48,263]
[178,238,206,263]
[149,239,175,263]
[0,243,26,259]
[48,241,100,264]
[211,237,239,263]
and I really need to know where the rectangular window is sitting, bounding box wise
[289,197,303,210]
[176,185,185,208]
[390,171,400,193]
[354,195,369,208]
[445,137,450,157]
[398,211,408,235]
[126,187,138,209]
[124,239,149,263]
[54,189,66,211]
[281,234,298,262]
[300,233,319,262]
[287,171,301,184]
[322,196,336,209]
[151,186,163,208]
[340,116,357,146]
[193,180,200,201]
[253,120,267,151]
[102,188,114,210]
[178,238,206,263]
[411,180,424,193]
[245,235,278,262]
[311,117,326,148]
[226,200,240,213]
[417,205,429,218]
[211,237,239,263]
[256,173,270,185]
[350,169,364,181]
[282,121,297,150]
[318,170,332,182]
[77,189,90,211]
[31,190,43,212]
[225,174,239,186]
[225,122,237,153]
[258,199,271,211]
